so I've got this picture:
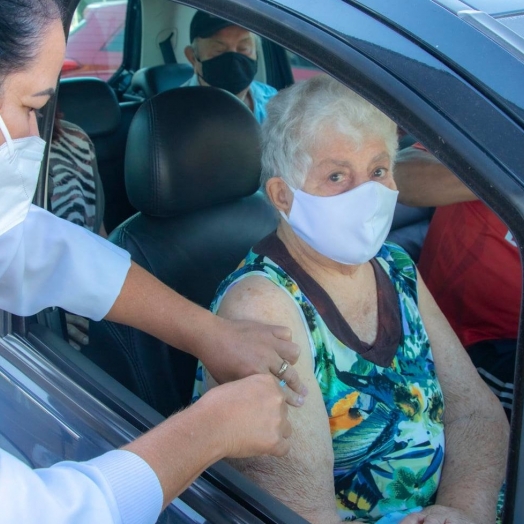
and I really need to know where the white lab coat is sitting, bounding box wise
[0,206,164,522]
[0,448,163,523]
[0,205,130,319]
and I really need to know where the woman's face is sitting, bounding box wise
[301,128,397,197]
[0,19,66,145]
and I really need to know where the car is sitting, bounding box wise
[3,0,524,522]
[61,0,127,80]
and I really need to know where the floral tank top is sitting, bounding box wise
[194,234,445,523]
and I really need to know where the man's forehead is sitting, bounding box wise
[204,26,254,44]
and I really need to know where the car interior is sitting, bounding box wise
[8,0,520,520]
[2,0,520,519]
[32,0,438,419]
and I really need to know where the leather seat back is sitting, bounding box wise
[388,203,434,262]
[130,63,194,99]
[57,77,140,232]
[87,87,278,416]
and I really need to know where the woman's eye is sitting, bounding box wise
[329,173,343,182]
[373,167,388,178]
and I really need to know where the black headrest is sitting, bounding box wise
[131,63,194,98]
[57,77,121,137]
[125,86,261,217]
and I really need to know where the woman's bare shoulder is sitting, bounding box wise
[218,275,299,324]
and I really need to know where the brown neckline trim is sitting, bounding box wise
[253,232,402,367]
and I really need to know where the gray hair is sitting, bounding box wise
[260,74,398,190]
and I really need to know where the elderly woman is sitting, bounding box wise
[194,75,508,524]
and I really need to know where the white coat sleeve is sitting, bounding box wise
[0,205,131,320]
[0,448,163,524]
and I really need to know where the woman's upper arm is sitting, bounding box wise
[213,276,342,524]
[416,270,502,421]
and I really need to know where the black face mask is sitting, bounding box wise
[198,52,258,95]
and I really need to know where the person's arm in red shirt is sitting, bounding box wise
[394,145,477,207]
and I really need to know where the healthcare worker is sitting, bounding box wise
[0,0,305,521]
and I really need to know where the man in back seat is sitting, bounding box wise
[395,144,520,420]
[182,10,277,123]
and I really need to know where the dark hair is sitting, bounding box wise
[0,0,62,87]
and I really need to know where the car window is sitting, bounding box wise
[62,0,128,81]
[286,50,322,82]
[102,27,125,52]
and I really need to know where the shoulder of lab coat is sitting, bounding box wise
[0,205,131,320]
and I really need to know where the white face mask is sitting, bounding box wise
[281,181,399,265]
[0,114,46,235]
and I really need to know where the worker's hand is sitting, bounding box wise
[201,317,307,407]
[200,374,292,458]
[65,313,90,350]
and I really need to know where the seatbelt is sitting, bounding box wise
[159,32,177,64]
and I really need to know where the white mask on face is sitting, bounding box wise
[0,114,46,235]
[281,181,399,265]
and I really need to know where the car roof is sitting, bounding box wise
[446,0,524,16]
[335,0,524,128]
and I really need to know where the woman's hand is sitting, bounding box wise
[400,505,477,524]
[203,317,307,407]
[123,373,292,509]
[199,373,293,458]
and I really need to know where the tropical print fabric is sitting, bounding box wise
[194,241,445,523]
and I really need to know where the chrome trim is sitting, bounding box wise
[458,9,524,60]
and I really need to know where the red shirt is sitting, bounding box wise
[418,200,521,348]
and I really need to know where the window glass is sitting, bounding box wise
[102,27,125,53]
[286,50,322,82]
[62,0,128,81]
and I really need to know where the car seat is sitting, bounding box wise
[57,77,140,232]
[130,63,194,99]
[87,86,278,417]
[387,203,434,262]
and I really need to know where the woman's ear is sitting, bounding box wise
[266,177,293,215]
